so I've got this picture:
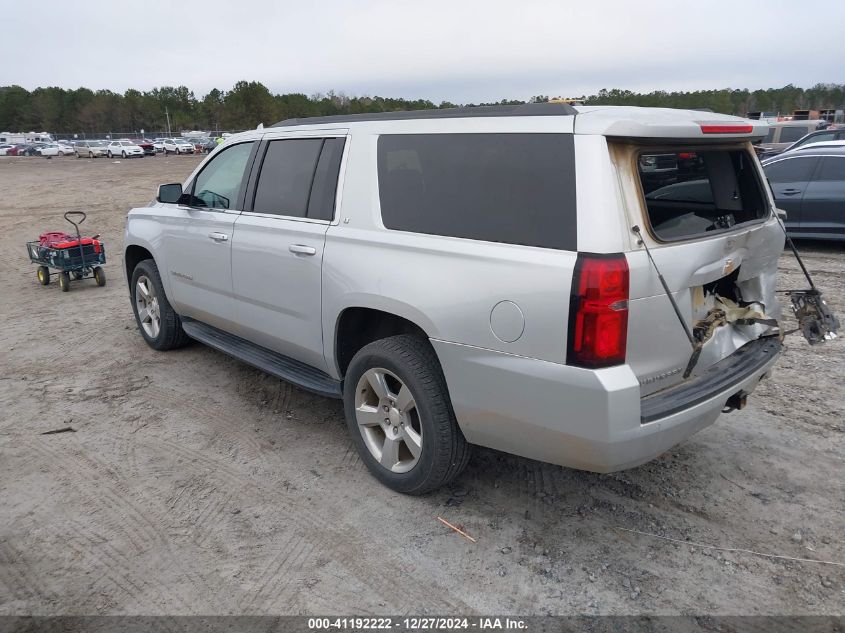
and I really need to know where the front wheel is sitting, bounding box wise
[122,151,126,158]
[37,266,50,285]
[93,266,106,287]
[343,335,470,494]
[75,152,80,159]
[58,272,71,292]
[107,151,112,158]
[176,148,181,155]
[88,152,94,158]
[130,259,189,350]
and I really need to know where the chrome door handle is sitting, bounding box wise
[289,244,317,256]
[208,232,229,242]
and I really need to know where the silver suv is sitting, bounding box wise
[123,103,784,493]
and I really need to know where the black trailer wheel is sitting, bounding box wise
[93,266,106,287]
[58,272,71,292]
[37,266,50,286]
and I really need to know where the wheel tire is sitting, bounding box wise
[37,266,50,285]
[58,272,71,292]
[343,334,470,494]
[88,152,94,158]
[93,266,106,287]
[130,259,190,351]
[72,271,84,280]
[122,151,126,158]
[176,148,181,155]
[107,151,112,158]
[75,152,80,159]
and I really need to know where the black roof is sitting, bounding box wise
[272,102,578,128]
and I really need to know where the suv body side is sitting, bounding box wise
[125,108,784,474]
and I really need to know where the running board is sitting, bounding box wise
[181,318,342,399]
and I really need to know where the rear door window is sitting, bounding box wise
[638,148,767,241]
[813,157,845,182]
[250,137,345,220]
[377,133,577,250]
[764,156,818,183]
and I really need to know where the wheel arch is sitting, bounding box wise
[332,305,435,379]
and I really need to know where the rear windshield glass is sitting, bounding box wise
[377,133,576,251]
[638,148,767,241]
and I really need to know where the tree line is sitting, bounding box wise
[1,81,843,135]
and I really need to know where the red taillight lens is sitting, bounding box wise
[567,254,629,368]
[699,124,754,134]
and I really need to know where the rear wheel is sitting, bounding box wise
[343,335,470,494]
[130,259,189,350]
[88,151,94,158]
[93,266,106,287]
[37,266,50,285]
[107,151,112,158]
[58,272,71,292]
[122,151,127,158]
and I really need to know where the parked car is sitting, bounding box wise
[186,137,215,153]
[0,144,13,155]
[10,144,40,156]
[107,140,144,158]
[124,103,785,493]
[763,147,845,240]
[172,138,195,154]
[758,120,827,157]
[74,140,109,158]
[131,139,156,156]
[37,142,74,157]
[781,127,845,153]
[153,138,168,153]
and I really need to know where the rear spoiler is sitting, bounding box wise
[575,113,767,141]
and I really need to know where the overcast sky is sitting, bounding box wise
[5,0,844,103]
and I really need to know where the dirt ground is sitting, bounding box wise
[0,155,843,616]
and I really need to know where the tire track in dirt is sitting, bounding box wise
[134,435,469,612]
[21,438,226,613]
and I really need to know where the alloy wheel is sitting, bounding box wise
[354,368,423,473]
[135,275,161,338]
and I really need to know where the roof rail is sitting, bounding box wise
[271,102,577,127]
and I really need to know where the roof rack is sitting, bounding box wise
[271,102,578,128]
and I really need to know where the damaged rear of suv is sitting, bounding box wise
[124,103,838,493]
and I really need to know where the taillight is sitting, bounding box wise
[699,124,754,134]
[567,253,629,368]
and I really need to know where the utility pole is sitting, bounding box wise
[165,106,172,136]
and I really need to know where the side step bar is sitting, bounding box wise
[181,318,342,399]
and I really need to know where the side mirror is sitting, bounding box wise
[157,183,183,204]
[776,208,788,221]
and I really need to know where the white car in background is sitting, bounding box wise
[162,138,195,154]
[153,138,168,152]
[106,140,144,158]
[0,144,13,156]
[37,143,73,157]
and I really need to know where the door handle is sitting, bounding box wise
[289,244,317,256]
[781,188,802,196]
[208,232,229,242]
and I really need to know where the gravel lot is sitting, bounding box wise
[0,156,843,616]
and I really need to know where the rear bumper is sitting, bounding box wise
[432,338,781,473]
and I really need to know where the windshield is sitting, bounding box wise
[120,141,133,146]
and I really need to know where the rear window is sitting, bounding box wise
[779,126,810,143]
[377,133,576,251]
[638,148,767,241]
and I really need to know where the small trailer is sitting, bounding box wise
[26,212,106,292]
